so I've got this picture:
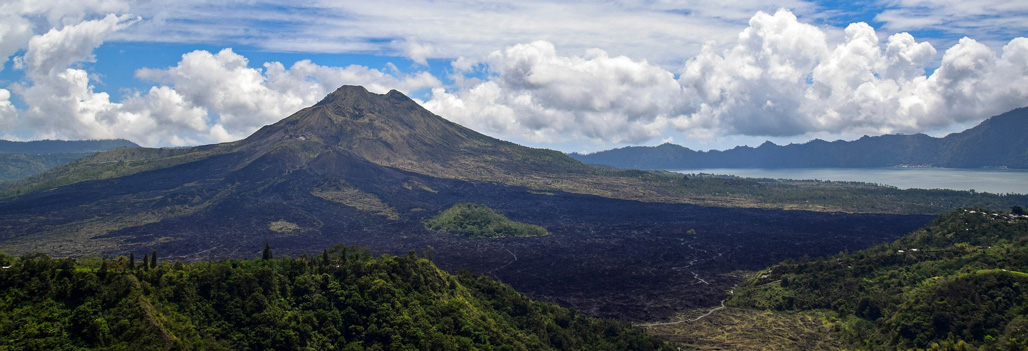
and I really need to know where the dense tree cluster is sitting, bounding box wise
[424,203,548,239]
[730,209,1028,350]
[0,245,669,350]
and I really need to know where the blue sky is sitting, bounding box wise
[0,1,1026,152]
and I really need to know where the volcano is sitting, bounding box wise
[0,86,930,321]
[242,86,587,180]
[0,86,589,256]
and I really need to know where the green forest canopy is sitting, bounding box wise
[728,209,1028,350]
[0,245,669,351]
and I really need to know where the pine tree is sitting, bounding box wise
[98,260,108,278]
[129,252,135,270]
[151,250,157,268]
[142,253,149,270]
[262,242,273,260]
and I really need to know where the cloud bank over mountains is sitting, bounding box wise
[431,10,1028,147]
[0,1,1026,150]
[678,10,1028,138]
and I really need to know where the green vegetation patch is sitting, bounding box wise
[424,202,549,238]
[0,246,669,350]
[268,219,301,233]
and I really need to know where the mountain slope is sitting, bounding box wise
[939,107,1028,168]
[0,247,670,350]
[572,107,1028,169]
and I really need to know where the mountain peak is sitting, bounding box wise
[385,89,411,101]
[249,85,459,148]
[314,85,370,106]
[313,86,417,109]
[240,85,583,180]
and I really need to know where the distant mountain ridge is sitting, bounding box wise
[0,139,138,154]
[570,107,1028,170]
[0,139,139,181]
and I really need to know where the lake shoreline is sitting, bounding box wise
[671,167,1028,195]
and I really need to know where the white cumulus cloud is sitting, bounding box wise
[22,13,138,76]
[681,10,1028,138]
[680,9,829,136]
[135,49,299,138]
[0,0,133,72]
[105,86,212,146]
[922,37,1028,125]
[14,14,138,140]
[425,41,689,144]
[0,89,16,131]
[0,13,33,72]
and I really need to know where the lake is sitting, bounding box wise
[671,168,1028,195]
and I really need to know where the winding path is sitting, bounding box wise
[488,248,518,274]
[633,299,726,327]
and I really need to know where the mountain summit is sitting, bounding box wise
[239,85,583,181]
[245,86,481,166]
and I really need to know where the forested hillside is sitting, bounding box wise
[0,245,669,350]
[728,209,1028,350]
[0,153,86,181]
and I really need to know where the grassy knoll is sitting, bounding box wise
[424,202,549,239]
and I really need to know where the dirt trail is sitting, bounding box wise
[488,248,518,274]
[634,299,726,327]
